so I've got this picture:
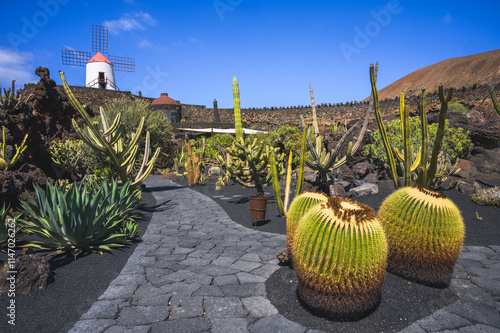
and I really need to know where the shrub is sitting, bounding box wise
[471,186,500,207]
[48,139,112,179]
[267,125,303,168]
[19,179,141,257]
[204,134,235,160]
[101,98,173,171]
[448,102,468,113]
[363,117,472,165]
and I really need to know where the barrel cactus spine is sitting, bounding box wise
[292,196,388,320]
[378,184,465,287]
[286,191,328,258]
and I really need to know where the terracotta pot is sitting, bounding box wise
[249,194,268,221]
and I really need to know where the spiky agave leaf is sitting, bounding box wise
[378,184,464,287]
[19,181,134,257]
[286,191,329,259]
[292,196,387,320]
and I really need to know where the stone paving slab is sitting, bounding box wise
[68,177,500,333]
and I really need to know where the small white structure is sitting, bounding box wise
[85,51,117,90]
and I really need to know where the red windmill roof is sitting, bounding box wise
[151,93,178,105]
[87,51,112,65]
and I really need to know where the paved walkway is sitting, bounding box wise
[69,177,500,333]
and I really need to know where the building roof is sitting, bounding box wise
[87,51,112,65]
[151,93,179,105]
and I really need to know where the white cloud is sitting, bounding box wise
[124,0,134,3]
[441,12,452,24]
[103,11,156,35]
[138,39,153,49]
[189,37,201,43]
[0,48,37,86]
[172,41,185,47]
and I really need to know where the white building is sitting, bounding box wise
[85,51,117,90]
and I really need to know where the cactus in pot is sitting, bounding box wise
[292,196,387,320]
[369,63,465,287]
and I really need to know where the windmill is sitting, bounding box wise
[61,25,135,91]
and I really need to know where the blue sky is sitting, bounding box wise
[1,0,499,108]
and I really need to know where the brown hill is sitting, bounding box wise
[375,49,500,100]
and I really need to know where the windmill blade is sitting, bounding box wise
[61,49,91,67]
[109,55,135,72]
[92,25,108,54]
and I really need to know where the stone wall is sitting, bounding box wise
[181,84,495,131]
[22,83,494,131]
[23,85,154,112]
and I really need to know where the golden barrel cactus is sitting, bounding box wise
[378,184,465,287]
[292,196,388,320]
[286,192,328,257]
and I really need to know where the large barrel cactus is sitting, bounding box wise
[286,191,328,257]
[292,196,388,320]
[378,184,465,287]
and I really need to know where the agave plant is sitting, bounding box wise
[0,204,24,250]
[19,181,138,257]
[98,178,143,223]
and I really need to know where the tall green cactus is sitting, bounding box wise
[59,71,160,188]
[271,126,308,216]
[378,184,464,287]
[369,64,456,189]
[490,85,500,116]
[292,196,388,320]
[217,138,284,194]
[301,67,375,184]
[0,126,28,171]
[233,77,243,143]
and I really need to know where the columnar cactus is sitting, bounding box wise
[271,125,308,216]
[286,191,328,257]
[185,134,206,187]
[59,71,160,189]
[292,196,387,320]
[0,126,28,171]
[0,80,23,110]
[233,77,243,142]
[301,68,375,184]
[378,184,465,287]
[369,64,457,189]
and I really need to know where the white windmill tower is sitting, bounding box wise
[61,25,135,90]
[85,51,116,90]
